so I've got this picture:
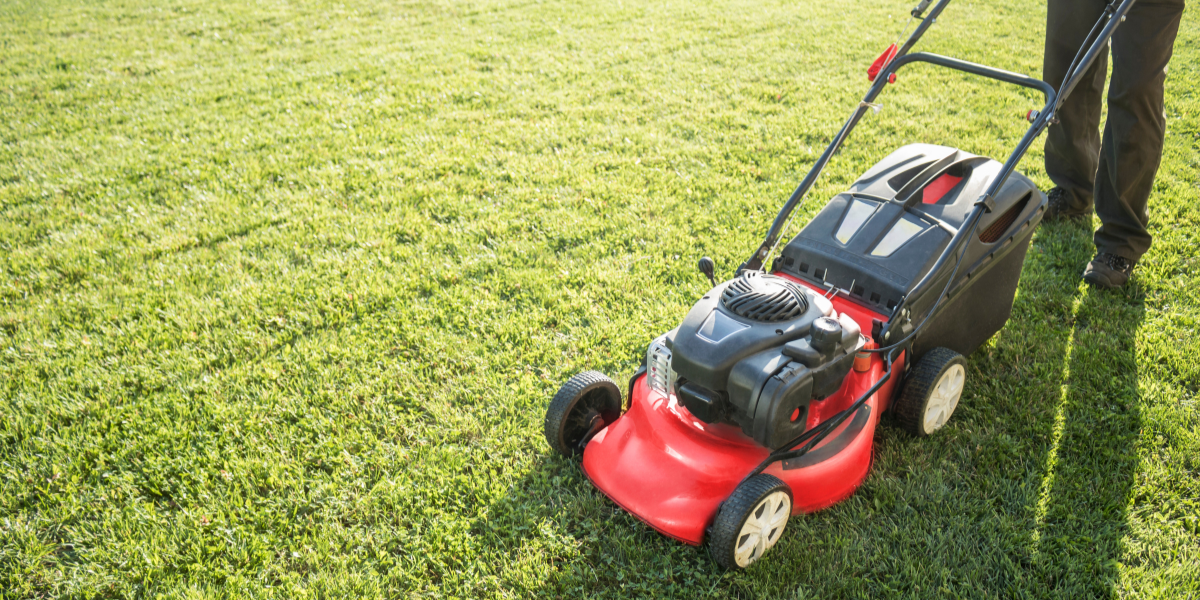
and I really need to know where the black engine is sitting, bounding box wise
[666,272,863,449]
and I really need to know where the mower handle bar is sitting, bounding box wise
[731,0,1138,477]
[889,53,1054,99]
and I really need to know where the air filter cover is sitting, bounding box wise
[720,272,810,323]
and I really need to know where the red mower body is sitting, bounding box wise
[581,278,905,545]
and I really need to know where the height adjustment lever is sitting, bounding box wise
[698,256,717,287]
[867,44,899,83]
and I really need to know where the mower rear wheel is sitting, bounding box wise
[895,347,967,436]
[709,474,792,570]
[544,371,622,457]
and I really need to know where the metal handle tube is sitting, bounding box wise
[1054,2,1115,106]
[741,0,957,273]
[887,53,1056,101]
[895,0,955,56]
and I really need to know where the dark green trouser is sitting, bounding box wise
[1043,0,1184,262]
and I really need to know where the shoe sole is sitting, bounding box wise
[1082,269,1126,290]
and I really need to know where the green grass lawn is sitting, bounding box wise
[2,0,1198,597]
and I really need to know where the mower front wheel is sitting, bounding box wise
[894,347,967,436]
[544,371,622,457]
[709,474,793,570]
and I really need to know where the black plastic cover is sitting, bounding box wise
[776,143,1046,356]
[670,273,829,393]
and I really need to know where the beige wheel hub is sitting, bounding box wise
[924,363,965,434]
[733,490,791,567]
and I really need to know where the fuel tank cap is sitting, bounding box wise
[810,316,843,353]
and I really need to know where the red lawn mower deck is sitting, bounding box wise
[582,279,906,546]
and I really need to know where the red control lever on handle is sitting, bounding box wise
[867,44,899,83]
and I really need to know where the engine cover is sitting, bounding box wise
[669,272,861,448]
[670,273,828,394]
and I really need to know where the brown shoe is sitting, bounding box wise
[1082,253,1135,289]
[1042,187,1091,224]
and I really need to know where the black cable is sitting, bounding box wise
[738,348,899,483]
[773,354,895,461]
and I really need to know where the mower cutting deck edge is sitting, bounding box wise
[541,0,1140,570]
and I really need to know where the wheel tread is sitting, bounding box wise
[709,474,791,570]
[894,347,966,436]
[543,371,621,456]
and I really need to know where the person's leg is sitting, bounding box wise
[1090,0,1185,264]
[1042,0,1108,215]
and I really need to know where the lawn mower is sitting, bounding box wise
[542,0,1137,569]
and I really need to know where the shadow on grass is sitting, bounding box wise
[837,222,1148,598]
[825,221,1149,598]
[475,448,730,598]
[1023,273,1145,596]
